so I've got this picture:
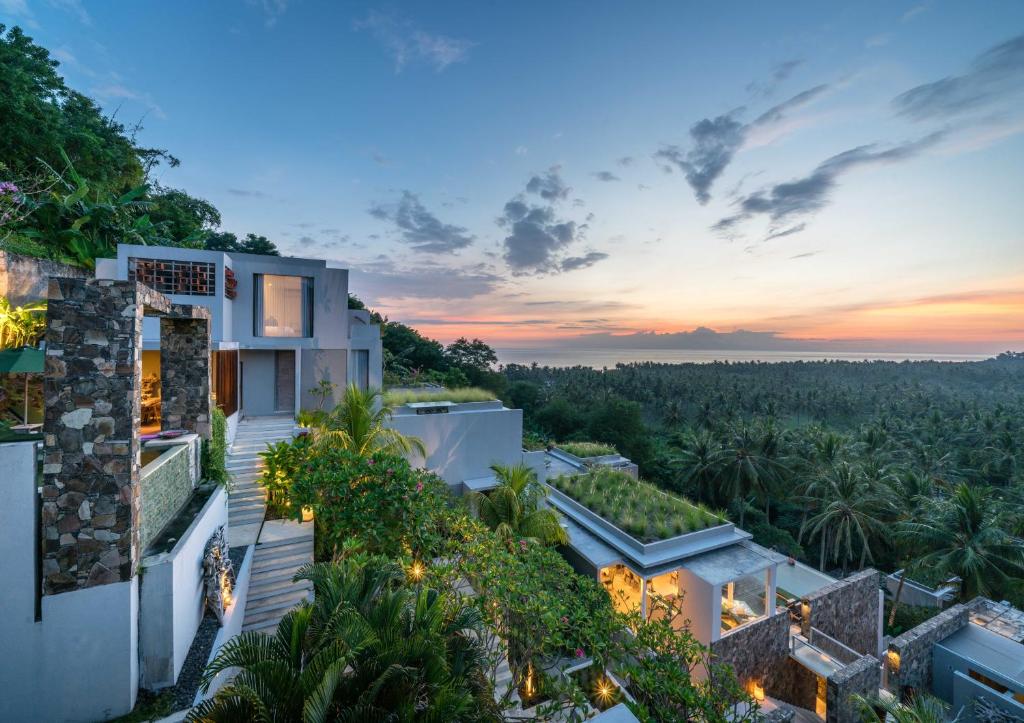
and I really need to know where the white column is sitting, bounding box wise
[641,578,648,620]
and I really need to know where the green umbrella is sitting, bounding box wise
[0,347,44,424]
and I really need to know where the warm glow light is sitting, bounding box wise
[887,650,901,672]
[301,506,314,523]
[595,677,615,704]
[408,560,425,581]
[752,682,765,702]
[524,663,535,700]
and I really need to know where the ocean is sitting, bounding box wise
[493,348,992,369]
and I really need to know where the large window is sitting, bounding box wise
[129,257,216,295]
[253,274,313,337]
[721,572,767,635]
[351,349,369,390]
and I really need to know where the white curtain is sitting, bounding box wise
[257,275,309,337]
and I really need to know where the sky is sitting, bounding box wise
[5,0,1024,353]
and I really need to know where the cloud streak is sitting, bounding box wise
[893,33,1024,121]
[354,11,474,72]
[656,84,829,204]
[369,191,474,253]
[714,132,944,232]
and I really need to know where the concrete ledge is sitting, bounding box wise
[194,542,255,704]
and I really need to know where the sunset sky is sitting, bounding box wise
[10,1,1024,352]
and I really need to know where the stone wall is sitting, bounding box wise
[772,657,820,711]
[804,569,880,656]
[0,250,89,305]
[41,278,209,595]
[887,603,968,697]
[711,611,790,692]
[160,315,212,438]
[826,655,880,723]
[139,444,192,550]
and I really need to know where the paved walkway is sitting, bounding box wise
[226,415,295,547]
[242,519,314,634]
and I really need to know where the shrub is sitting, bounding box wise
[383,386,496,405]
[259,433,313,517]
[201,407,228,485]
[558,440,617,458]
[287,447,449,560]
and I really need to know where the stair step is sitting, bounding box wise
[255,535,315,552]
[244,595,312,624]
[247,567,304,589]
[253,543,314,562]
[247,582,314,605]
[241,619,281,635]
[251,555,312,575]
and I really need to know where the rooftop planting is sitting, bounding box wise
[384,386,496,405]
[557,441,617,458]
[549,468,723,543]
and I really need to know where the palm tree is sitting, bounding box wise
[887,470,934,628]
[472,463,568,547]
[852,692,958,723]
[189,556,497,722]
[672,429,721,504]
[900,483,1024,601]
[314,383,425,458]
[711,425,782,527]
[801,463,889,575]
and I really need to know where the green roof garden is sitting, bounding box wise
[383,387,497,405]
[548,468,723,543]
[557,441,617,458]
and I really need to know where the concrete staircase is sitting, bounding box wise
[227,415,295,547]
[242,523,315,634]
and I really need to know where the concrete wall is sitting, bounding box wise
[885,571,955,609]
[826,655,880,723]
[0,441,139,721]
[0,250,88,305]
[194,542,255,704]
[803,569,881,657]
[887,603,969,697]
[300,348,347,410]
[951,670,1024,723]
[388,401,524,486]
[240,349,277,416]
[348,309,383,391]
[679,568,718,647]
[139,486,229,689]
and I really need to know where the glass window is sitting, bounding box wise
[351,350,369,390]
[253,274,313,337]
[721,571,767,635]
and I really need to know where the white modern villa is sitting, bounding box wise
[95,245,382,439]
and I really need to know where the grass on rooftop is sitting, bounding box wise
[384,387,496,406]
[557,441,617,458]
[549,468,722,543]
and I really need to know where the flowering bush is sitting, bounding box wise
[287,447,448,560]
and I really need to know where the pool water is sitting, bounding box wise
[141,448,167,467]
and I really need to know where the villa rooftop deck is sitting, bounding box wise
[970,599,1024,643]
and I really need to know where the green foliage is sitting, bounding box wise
[557,440,617,458]
[853,691,957,723]
[306,378,337,410]
[201,408,228,486]
[471,462,568,547]
[624,595,759,723]
[287,448,449,560]
[190,554,499,722]
[444,337,497,372]
[506,380,541,413]
[549,469,721,542]
[883,601,939,637]
[535,397,587,440]
[313,383,424,457]
[0,297,46,349]
[382,321,447,379]
[383,386,496,405]
[259,433,314,517]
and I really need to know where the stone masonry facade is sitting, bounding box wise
[159,316,211,437]
[41,279,210,595]
[139,444,192,551]
[826,654,880,723]
[711,609,791,691]
[803,569,881,657]
[886,602,969,697]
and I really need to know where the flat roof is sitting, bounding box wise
[776,561,837,600]
[681,540,786,586]
[939,623,1024,686]
[561,515,623,570]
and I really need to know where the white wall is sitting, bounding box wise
[139,486,229,689]
[678,568,718,648]
[0,441,140,722]
[388,402,523,486]
[240,350,277,416]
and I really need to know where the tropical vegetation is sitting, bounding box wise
[556,441,617,458]
[471,463,567,547]
[384,386,496,405]
[549,469,722,543]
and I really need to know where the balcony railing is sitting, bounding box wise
[790,627,860,677]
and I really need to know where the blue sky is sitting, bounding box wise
[5,0,1024,351]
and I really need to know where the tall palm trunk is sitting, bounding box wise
[888,572,907,629]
